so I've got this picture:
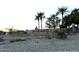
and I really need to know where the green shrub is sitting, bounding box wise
[56,32,67,39]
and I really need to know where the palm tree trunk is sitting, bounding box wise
[41,19,42,32]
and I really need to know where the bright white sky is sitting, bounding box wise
[0,0,79,31]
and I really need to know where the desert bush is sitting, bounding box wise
[46,35,52,39]
[46,33,52,39]
[56,31,67,39]
[10,40,15,43]
[10,39,26,43]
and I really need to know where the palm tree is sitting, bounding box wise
[38,12,45,31]
[57,7,68,25]
[35,15,40,30]
[71,8,79,14]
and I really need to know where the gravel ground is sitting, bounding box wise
[0,34,79,52]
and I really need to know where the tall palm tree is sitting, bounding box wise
[57,7,68,25]
[35,15,40,30]
[38,12,45,31]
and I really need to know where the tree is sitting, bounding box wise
[71,8,79,28]
[62,15,72,28]
[57,7,68,25]
[46,17,52,29]
[35,15,40,30]
[62,8,79,32]
[38,12,45,31]
[46,14,60,29]
[51,15,61,29]
[8,27,15,34]
[71,8,79,14]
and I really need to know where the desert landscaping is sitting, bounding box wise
[0,31,78,52]
[0,6,79,52]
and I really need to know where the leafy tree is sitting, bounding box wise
[8,27,15,34]
[51,15,61,29]
[71,8,79,28]
[62,8,79,29]
[46,14,60,29]
[46,17,52,29]
[62,15,72,28]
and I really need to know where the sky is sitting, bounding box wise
[0,0,79,31]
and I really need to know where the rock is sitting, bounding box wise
[0,38,4,42]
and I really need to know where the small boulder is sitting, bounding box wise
[0,38,4,42]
